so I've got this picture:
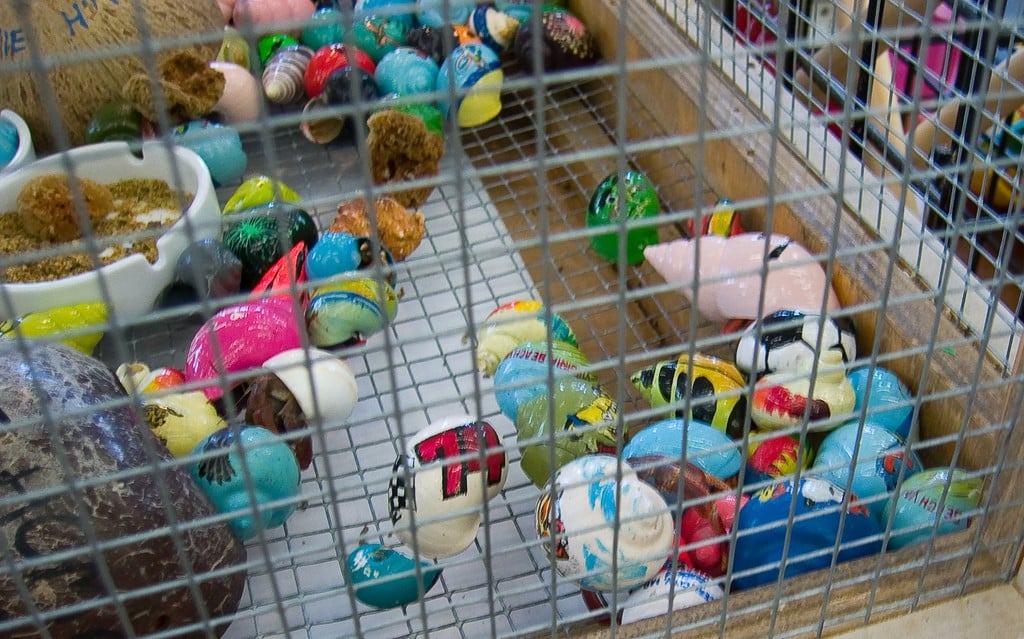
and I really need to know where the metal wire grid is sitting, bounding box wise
[670,0,1024,367]
[1,1,1023,638]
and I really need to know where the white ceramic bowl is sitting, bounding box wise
[0,141,221,320]
[0,109,35,175]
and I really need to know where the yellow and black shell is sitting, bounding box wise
[630,353,748,438]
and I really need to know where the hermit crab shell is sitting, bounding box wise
[750,350,855,432]
[536,454,674,591]
[643,233,841,325]
[623,418,743,482]
[263,45,315,104]
[389,415,507,559]
[262,347,359,427]
[467,6,521,53]
[143,390,227,458]
[474,299,578,376]
[211,61,262,123]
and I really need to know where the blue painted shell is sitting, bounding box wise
[171,120,247,187]
[623,418,743,481]
[492,339,593,422]
[848,366,915,441]
[189,425,301,541]
[812,421,923,521]
[732,477,882,589]
[0,120,17,167]
[347,543,442,609]
[882,468,982,550]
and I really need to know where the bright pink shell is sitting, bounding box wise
[185,296,304,400]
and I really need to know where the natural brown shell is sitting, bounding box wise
[366,109,445,208]
[0,1,225,152]
[16,174,113,242]
[329,196,426,261]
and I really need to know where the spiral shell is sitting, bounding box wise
[262,45,315,104]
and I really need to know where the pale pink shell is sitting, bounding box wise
[185,296,304,400]
[211,61,262,123]
[643,233,841,323]
[262,45,314,104]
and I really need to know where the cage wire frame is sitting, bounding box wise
[0,0,1022,638]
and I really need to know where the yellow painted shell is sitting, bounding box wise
[472,300,578,376]
[143,391,226,457]
[0,302,108,354]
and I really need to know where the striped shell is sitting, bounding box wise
[262,45,315,104]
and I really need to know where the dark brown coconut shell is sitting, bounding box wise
[0,342,246,639]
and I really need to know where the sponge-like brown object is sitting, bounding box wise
[16,174,113,243]
[366,109,445,208]
[330,196,426,261]
[122,50,226,124]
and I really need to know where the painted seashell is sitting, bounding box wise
[323,66,382,107]
[262,45,315,104]
[305,44,377,98]
[583,561,724,626]
[686,198,745,238]
[437,42,503,128]
[731,477,882,589]
[0,118,17,167]
[211,61,263,123]
[189,425,301,541]
[381,93,446,138]
[513,9,598,75]
[224,175,302,214]
[630,353,748,438]
[170,238,244,301]
[535,454,674,591]
[301,3,346,50]
[115,362,186,394]
[406,24,479,64]
[258,34,300,67]
[496,0,566,24]
[882,468,982,550]
[347,543,443,609]
[745,433,811,485]
[516,377,620,488]
[812,420,923,520]
[751,350,856,432]
[417,0,476,27]
[467,6,521,53]
[142,390,227,458]
[734,309,858,379]
[171,119,247,187]
[848,366,915,441]
[306,276,399,347]
[218,26,253,71]
[329,195,426,261]
[0,302,108,355]
[643,233,841,326]
[389,415,507,558]
[223,202,320,290]
[623,418,743,482]
[473,299,578,376]
[241,346,357,469]
[84,97,148,145]
[625,455,745,577]
[352,13,410,63]
[375,47,440,96]
[300,93,347,145]
[304,232,363,281]
[185,296,305,401]
[261,347,359,431]
[586,170,660,265]
[493,339,594,422]
[356,0,417,28]
[250,242,310,305]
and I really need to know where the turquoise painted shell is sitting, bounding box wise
[0,120,18,167]
[189,425,301,541]
[306,277,399,347]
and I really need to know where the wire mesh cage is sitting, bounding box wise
[0,1,1022,638]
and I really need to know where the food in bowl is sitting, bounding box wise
[0,141,220,320]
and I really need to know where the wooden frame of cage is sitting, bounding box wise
[465,1,1024,637]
